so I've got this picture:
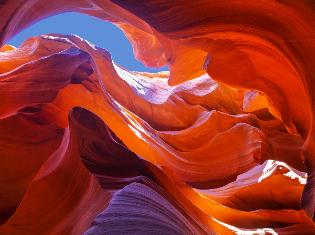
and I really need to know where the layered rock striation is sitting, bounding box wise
[0,1,315,234]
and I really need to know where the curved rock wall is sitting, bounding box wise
[0,1,314,234]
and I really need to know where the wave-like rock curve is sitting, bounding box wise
[0,1,315,234]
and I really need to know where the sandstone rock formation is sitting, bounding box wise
[0,1,315,234]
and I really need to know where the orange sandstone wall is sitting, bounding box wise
[0,1,314,234]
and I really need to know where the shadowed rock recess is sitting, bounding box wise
[0,1,315,234]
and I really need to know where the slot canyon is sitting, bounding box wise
[0,1,315,234]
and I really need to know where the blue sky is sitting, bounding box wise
[8,12,167,72]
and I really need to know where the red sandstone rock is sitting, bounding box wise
[0,1,315,234]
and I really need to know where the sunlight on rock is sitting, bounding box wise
[0,1,315,234]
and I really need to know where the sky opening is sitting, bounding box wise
[8,12,168,73]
